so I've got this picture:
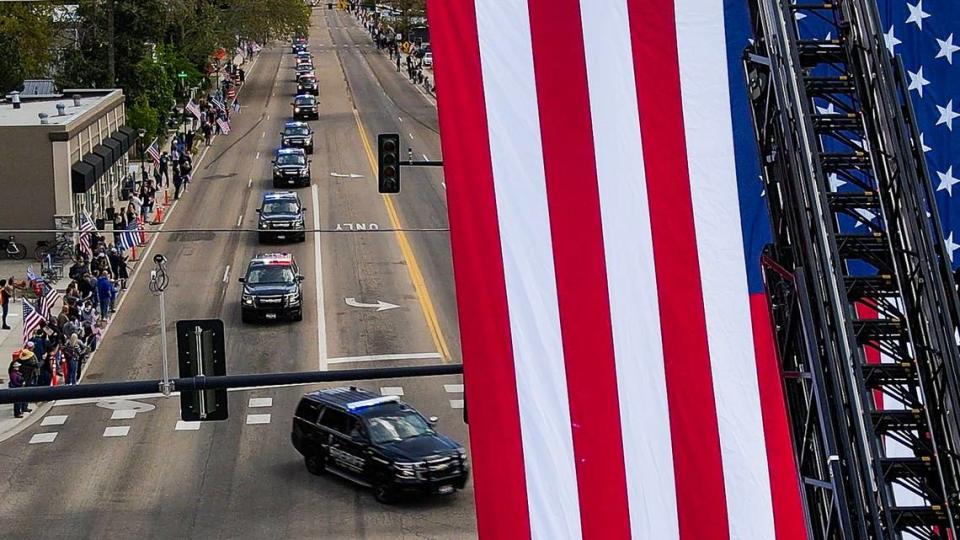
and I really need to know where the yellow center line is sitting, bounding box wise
[353,109,452,362]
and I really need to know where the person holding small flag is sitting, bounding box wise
[0,278,11,330]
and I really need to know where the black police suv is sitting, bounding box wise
[297,74,319,96]
[292,37,307,54]
[292,94,318,121]
[272,147,311,187]
[256,191,306,243]
[239,253,304,323]
[295,63,315,82]
[281,121,314,154]
[292,387,469,504]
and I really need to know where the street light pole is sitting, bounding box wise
[137,127,147,182]
[149,254,173,396]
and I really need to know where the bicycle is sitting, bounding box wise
[0,236,26,260]
[35,236,74,262]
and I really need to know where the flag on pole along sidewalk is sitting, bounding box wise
[211,96,226,113]
[39,283,61,321]
[186,100,202,121]
[428,0,805,538]
[22,300,43,345]
[217,118,231,134]
[117,220,139,252]
[146,140,161,167]
[77,211,96,258]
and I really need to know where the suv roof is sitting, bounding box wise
[261,191,299,202]
[250,252,296,266]
[284,121,309,129]
[276,147,306,156]
[305,387,400,411]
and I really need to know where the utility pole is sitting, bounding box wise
[106,0,116,87]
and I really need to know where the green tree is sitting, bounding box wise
[126,94,160,140]
[0,4,55,93]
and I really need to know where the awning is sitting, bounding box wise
[118,126,138,150]
[92,144,114,168]
[110,129,130,153]
[71,160,96,194]
[82,152,104,179]
[103,136,123,162]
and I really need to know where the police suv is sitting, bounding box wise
[239,253,304,323]
[292,387,469,504]
[292,94,318,120]
[272,147,311,187]
[281,121,314,154]
[256,191,306,243]
[297,74,319,96]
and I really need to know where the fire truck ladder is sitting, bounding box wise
[744,0,960,538]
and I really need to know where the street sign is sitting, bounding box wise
[176,319,228,421]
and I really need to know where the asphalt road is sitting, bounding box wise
[0,9,475,539]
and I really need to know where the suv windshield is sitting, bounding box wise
[294,96,315,105]
[365,410,432,443]
[246,265,295,285]
[263,201,299,214]
[277,154,306,166]
[285,126,310,136]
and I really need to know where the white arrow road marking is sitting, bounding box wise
[330,172,365,178]
[344,297,400,311]
[349,173,365,178]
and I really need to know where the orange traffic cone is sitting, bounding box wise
[130,245,138,261]
[164,188,170,206]
[153,206,164,225]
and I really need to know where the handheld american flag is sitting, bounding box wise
[21,300,43,345]
[117,220,139,252]
[146,140,161,167]
[186,100,202,121]
[211,96,226,113]
[39,283,61,321]
[77,211,96,258]
[217,118,231,134]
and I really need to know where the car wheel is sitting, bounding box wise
[241,312,253,324]
[305,452,326,476]
[374,483,397,505]
[258,233,268,243]
[293,309,303,321]
[307,146,314,155]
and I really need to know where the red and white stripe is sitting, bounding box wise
[431,0,805,538]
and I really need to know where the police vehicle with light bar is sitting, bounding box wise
[297,74,319,96]
[238,253,304,323]
[256,192,306,243]
[291,387,469,504]
[272,147,311,187]
[292,94,318,120]
[281,121,314,154]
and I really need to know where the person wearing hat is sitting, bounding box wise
[8,361,25,417]
[17,344,39,388]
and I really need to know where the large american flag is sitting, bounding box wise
[185,100,202,121]
[21,300,43,345]
[77,211,96,258]
[117,220,139,252]
[216,117,231,134]
[878,1,960,260]
[430,0,802,537]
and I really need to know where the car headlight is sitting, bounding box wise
[294,107,300,113]
[300,167,308,175]
[285,293,300,305]
[394,461,425,479]
[242,294,254,306]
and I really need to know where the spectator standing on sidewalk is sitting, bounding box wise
[173,170,185,200]
[8,363,25,417]
[0,278,12,330]
[95,271,116,323]
[159,152,170,186]
[17,344,38,388]
[233,97,242,114]
[63,333,86,385]
[108,248,128,290]
[396,54,401,72]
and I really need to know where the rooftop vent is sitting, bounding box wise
[56,103,66,116]
[72,94,81,107]
[11,91,21,110]
[39,113,49,125]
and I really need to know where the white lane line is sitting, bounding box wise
[398,116,403,122]
[256,151,261,160]
[175,421,201,431]
[237,214,243,227]
[248,178,253,188]
[449,400,465,410]
[103,426,130,437]
[266,114,270,120]
[380,387,404,396]
[29,433,58,444]
[248,397,273,408]
[110,409,137,420]
[441,181,446,189]
[246,414,271,425]
[312,184,329,371]
[408,133,414,139]
[422,154,429,161]
[222,265,231,283]
[41,415,68,426]
[327,352,443,364]
[261,131,266,138]
[444,384,464,394]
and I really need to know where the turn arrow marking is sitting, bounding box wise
[345,298,400,312]
[329,172,366,178]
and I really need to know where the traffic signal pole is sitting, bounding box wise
[0,364,463,405]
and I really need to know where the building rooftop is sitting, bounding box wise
[0,89,120,127]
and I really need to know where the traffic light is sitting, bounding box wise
[378,133,401,193]
[177,319,228,421]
